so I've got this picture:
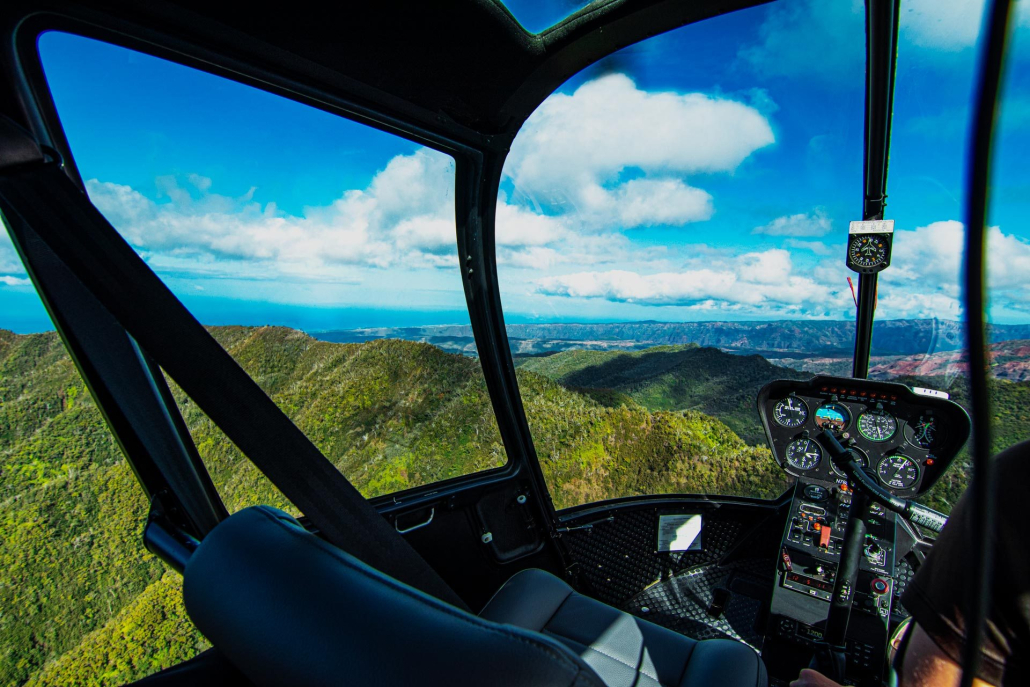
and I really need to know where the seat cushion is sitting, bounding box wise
[480,569,768,687]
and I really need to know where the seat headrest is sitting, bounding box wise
[183,506,604,687]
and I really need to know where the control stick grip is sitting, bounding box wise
[816,430,948,533]
[905,502,948,533]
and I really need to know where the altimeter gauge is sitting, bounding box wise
[858,410,897,442]
[877,454,920,489]
[786,438,823,471]
[774,395,809,428]
[846,219,894,274]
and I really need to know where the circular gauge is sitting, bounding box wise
[857,411,897,442]
[848,234,889,269]
[877,454,920,490]
[774,396,809,428]
[831,447,869,478]
[803,484,829,501]
[907,414,941,449]
[785,438,823,471]
[814,403,851,432]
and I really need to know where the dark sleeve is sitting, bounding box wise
[901,441,1030,686]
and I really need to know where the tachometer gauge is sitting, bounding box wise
[774,396,809,428]
[814,403,851,432]
[831,447,869,478]
[876,454,920,490]
[907,414,940,449]
[785,438,822,471]
[857,410,897,442]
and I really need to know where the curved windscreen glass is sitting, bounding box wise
[883,1,1030,516]
[496,2,867,509]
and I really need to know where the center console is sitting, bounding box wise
[767,483,899,683]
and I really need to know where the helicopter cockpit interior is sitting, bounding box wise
[0,1,1023,686]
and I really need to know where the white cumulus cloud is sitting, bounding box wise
[738,0,864,79]
[502,73,773,231]
[878,219,1030,319]
[902,0,1030,52]
[86,149,468,277]
[534,248,848,316]
[0,226,29,285]
[753,209,832,237]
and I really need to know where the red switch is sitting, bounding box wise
[819,526,832,549]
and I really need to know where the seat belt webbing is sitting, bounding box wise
[0,162,468,611]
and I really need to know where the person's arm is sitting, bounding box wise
[899,624,996,687]
[790,623,996,687]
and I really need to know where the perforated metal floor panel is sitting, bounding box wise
[560,504,780,650]
[623,558,771,650]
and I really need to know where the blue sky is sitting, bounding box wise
[1,0,1029,334]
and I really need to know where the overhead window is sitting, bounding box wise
[495,2,868,509]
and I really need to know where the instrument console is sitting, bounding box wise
[758,375,970,497]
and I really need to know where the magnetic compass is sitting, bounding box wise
[846,220,894,274]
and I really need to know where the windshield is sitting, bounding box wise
[494,0,1030,511]
[495,1,867,508]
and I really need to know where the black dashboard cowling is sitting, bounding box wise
[757,376,971,497]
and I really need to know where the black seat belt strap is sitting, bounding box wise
[0,161,468,611]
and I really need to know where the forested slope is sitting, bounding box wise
[1,327,787,686]
[517,345,810,445]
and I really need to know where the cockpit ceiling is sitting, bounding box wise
[4,0,769,139]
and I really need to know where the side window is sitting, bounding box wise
[496,3,865,509]
[0,326,203,685]
[37,32,507,503]
[1,30,509,684]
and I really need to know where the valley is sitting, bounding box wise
[315,318,1030,359]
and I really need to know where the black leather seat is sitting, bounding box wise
[183,506,767,687]
[481,569,768,687]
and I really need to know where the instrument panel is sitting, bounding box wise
[758,376,970,496]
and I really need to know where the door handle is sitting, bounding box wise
[394,507,434,534]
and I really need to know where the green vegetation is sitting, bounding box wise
[518,345,1030,515]
[4,326,1025,685]
[1,327,789,685]
[517,344,809,445]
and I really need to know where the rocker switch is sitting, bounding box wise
[819,525,833,549]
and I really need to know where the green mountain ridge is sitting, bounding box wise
[1,327,788,686]
[517,344,810,445]
[515,343,1030,515]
